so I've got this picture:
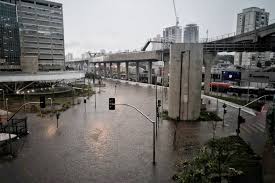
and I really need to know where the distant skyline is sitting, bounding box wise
[56,0,275,57]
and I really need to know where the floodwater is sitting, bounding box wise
[0,80,266,183]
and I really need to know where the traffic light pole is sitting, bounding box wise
[115,103,156,165]
[236,95,269,136]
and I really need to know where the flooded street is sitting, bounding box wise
[0,80,266,182]
[1,81,179,183]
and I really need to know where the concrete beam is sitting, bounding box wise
[168,43,203,121]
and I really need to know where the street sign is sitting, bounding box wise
[40,96,46,108]
[109,98,115,110]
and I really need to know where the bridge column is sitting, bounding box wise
[110,62,113,78]
[148,61,152,84]
[104,63,107,77]
[125,62,129,80]
[99,63,103,78]
[203,52,216,95]
[117,62,121,79]
[136,61,139,82]
[93,63,96,75]
[168,43,203,121]
[163,61,169,86]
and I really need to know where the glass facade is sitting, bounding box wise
[0,1,21,66]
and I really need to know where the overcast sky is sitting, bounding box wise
[56,0,275,57]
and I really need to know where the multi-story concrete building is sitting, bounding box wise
[0,0,21,71]
[162,25,182,49]
[0,0,65,71]
[234,7,270,67]
[184,24,199,43]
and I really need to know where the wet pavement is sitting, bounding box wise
[0,80,268,183]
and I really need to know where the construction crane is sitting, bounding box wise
[173,0,179,26]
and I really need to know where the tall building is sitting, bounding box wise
[184,24,199,43]
[65,53,73,61]
[0,0,65,71]
[0,0,21,71]
[162,25,182,49]
[234,7,269,66]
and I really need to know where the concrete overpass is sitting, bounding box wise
[65,23,275,87]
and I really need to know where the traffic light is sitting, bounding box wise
[109,98,115,110]
[84,99,86,103]
[40,96,46,108]
[238,116,245,124]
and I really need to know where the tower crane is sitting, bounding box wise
[173,0,179,26]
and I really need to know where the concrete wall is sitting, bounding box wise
[21,56,38,73]
[168,43,203,121]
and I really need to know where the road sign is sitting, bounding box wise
[109,98,115,110]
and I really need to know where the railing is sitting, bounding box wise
[0,117,28,137]
[200,32,236,43]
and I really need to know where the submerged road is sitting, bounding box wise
[0,81,177,183]
[0,80,267,182]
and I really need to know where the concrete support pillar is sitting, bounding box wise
[87,60,90,73]
[168,43,203,121]
[136,61,139,82]
[93,63,96,75]
[99,63,102,77]
[117,62,121,79]
[148,61,152,84]
[163,61,169,86]
[104,63,107,77]
[203,53,216,95]
[110,63,113,78]
[125,62,129,80]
